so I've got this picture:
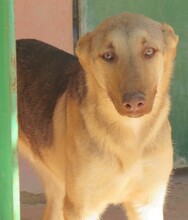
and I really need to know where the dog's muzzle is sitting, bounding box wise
[122,92,146,117]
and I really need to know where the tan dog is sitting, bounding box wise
[17,12,178,220]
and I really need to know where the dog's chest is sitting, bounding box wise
[75,110,147,203]
[92,156,144,204]
[102,158,144,204]
[65,134,144,203]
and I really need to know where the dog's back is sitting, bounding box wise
[17,39,85,151]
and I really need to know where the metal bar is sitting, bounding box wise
[0,0,20,219]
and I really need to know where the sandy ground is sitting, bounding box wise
[21,169,188,220]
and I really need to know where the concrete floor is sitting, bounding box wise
[21,169,188,220]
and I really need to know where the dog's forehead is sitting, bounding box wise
[107,27,163,48]
[92,13,163,47]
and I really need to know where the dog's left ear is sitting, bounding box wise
[161,23,179,49]
[75,32,92,65]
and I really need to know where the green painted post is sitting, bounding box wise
[0,0,20,219]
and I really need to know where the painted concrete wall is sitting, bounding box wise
[15,0,73,53]
[15,0,73,193]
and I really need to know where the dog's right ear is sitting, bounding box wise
[75,33,92,65]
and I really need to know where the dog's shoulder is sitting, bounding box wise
[17,39,85,150]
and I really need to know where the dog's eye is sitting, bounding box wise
[144,48,156,57]
[102,51,115,62]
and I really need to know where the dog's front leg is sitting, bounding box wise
[124,185,167,220]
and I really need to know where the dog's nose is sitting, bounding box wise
[123,92,145,112]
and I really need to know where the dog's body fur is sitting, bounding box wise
[17,13,178,220]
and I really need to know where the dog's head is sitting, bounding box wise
[76,12,178,118]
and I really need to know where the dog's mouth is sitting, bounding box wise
[123,107,152,118]
[124,112,146,118]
